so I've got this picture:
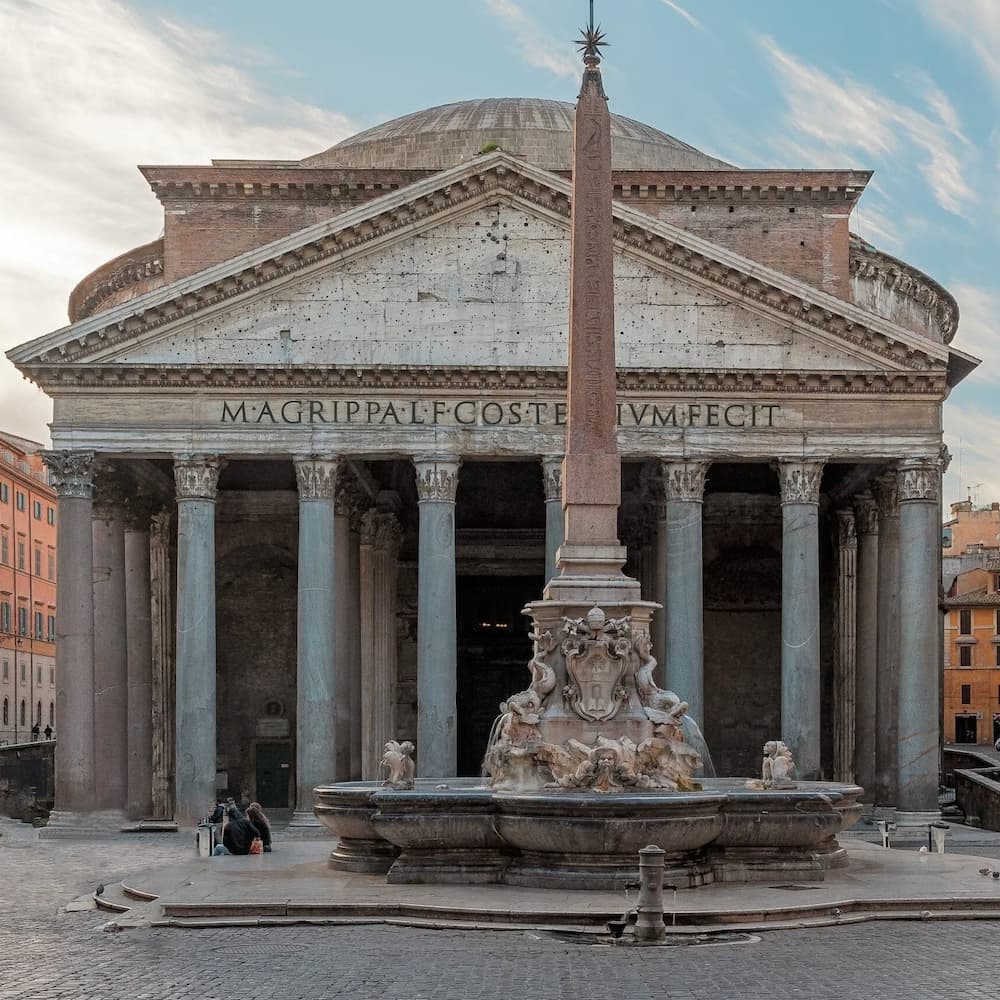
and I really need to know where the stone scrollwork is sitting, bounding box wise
[633,630,689,729]
[661,460,709,502]
[835,508,857,549]
[872,472,900,519]
[42,450,96,499]
[293,455,338,500]
[360,509,403,554]
[776,459,824,505]
[413,457,461,502]
[173,454,224,501]
[897,458,940,503]
[380,740,415,790]
[541,456,563,502]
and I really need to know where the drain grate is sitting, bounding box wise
[767,884,821,891]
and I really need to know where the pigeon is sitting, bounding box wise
[978,867,991,876]
[95,883,105,897]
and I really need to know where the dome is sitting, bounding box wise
[302,98,733,172]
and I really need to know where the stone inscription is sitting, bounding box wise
[220,399,781,429]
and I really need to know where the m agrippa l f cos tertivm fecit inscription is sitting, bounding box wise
[219,398,781,429]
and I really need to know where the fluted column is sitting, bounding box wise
[541,456,564,584]
[290,456,338,826]
[149,510,175,820]
[414,456,460,778]
[834,509,857,782]
[360,509,403,779]
[778,459,824,780]
[92,466,129,816]
[873,472,900,811]
[854,493,879,800]
[173,454,223,826]
[662,460,708,726]
[39,451,97,835]
[124,495,154,820]
[896,458,942,820]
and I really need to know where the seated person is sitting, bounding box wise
[212,805,260,856]
[245,802,272,852]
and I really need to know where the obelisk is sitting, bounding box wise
[548,13,636,603]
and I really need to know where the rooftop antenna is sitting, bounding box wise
[967,483,982,507]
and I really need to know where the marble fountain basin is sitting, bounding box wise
[313,778,863,890]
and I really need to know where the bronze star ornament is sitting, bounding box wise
[576,0,608,65]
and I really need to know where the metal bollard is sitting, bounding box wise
[634,845,667,943]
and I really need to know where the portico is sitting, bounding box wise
[8,97,974,831]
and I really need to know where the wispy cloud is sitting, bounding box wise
[944,403,1000,508]
[659,0,704,32]
[0,0,358,443]
[946,284,1000,384]
[919,0,1000,86]
[483,0,579,80]
[757,35,976,217]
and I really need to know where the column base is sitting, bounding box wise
[38,809,128,839]
[285,810,332,837]
[871,805,897,821]
[893,809,941,828]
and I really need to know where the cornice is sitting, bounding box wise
[8,153,950,374]
[17,363,949,395]
[68,238,165,324]
[849,235,958,345]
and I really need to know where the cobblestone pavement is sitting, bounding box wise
[2,818,1000,1000]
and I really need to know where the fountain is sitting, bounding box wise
[313,11,862,890]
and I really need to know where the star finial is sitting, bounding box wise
[575,0,608,66]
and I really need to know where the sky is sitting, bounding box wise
[0,0,996,508]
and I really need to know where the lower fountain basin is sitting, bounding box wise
[313,778,864,890]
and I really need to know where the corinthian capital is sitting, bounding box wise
[872,472,899,519]
[413,456,461,502]
[173,454,224,501]
[42,450,95,499]
[541,456,563,502]
[661,460,709,502]
[293,455,338,500]
[897,458,940,503]
[854,492,879,536]
[92,462,131,519]
[360,509,403,554]
[836,508,857,549]
[776,459,824,505]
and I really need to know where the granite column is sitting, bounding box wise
[896,459,942,820]
[92,467,129,817]
[414,457,460,778]
[290,456,338,826]
[874,473,901,812]
[124,498,154,820]
[541,457,564,584]
[662,460,708,726]
[853,493,879,800]
[173,454,222,827]
[360,508,402,779]
[834,509,857,782]
[149,511,175,819]
[333,479,356,782]
[778,460,825,780]
[39,452,98,835]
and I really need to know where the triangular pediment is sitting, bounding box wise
[8,152,952,380]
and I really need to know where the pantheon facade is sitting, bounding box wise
[8,99,976,830]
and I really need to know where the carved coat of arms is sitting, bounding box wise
[562,607,631,722]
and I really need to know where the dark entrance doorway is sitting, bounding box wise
[456,575,542,777]
[254,741,292,808]
[955,714,978,744]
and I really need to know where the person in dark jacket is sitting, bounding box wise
[212,805,260,856]
[245,802,272,852]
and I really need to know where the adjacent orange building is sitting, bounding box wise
[0,432,58,744]
[944,557,1000,746]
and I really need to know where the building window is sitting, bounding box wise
[32,499,41,519]
[2,660,7,680]
[20,661,25,682]
[17,540,25,570]
[2,699,7,726]
[0,533,6,563]
[961,683,972,705]
[33,611,42,638]
[47,615,55,640]
[0,602,9,632]
[15,491,25,511]
[960,645,972,667]
[35,665,41,685]
[48,702,54,728]
[47,552,55,580]
[35,700,41,726]
[996,646,1000,668]
[0,483,8,503]
[17,606,27,636]
[959,609,972,635]
[33,547,41,577]
[49,667,54,686]
[19,700,25,726]
[46,506,55,526]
